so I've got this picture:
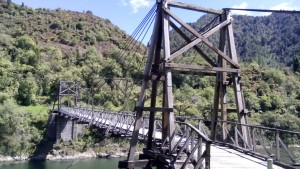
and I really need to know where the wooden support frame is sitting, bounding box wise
[58,81,80,109]
[121,1,251,168]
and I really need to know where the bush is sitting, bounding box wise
[15,79,38,106]
[263,68,286,85]
[259,95,272,111]
[75,22,84,30]
[15,35,36,50]
[50,19,63,29]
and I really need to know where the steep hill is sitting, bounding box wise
[0,1,299,157]
[181,13,300,67]
[233,13,300,67]
[0,1,145,108]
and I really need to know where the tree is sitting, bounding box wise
[15,35,36,50]
[15,79,38,106]
[50,19,63,30]
[293,56,300,73]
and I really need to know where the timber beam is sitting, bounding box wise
[134,106,174,112]
[167,19,231,63]
[172,69,216,76]
[163,8,240,69]
[141,74,166,81]
[165,63,241,73]
[168,1,223,14]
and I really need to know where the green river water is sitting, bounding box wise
[0,158,126,169]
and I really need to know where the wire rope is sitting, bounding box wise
[223,8,300,14]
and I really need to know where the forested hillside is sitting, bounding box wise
[0,1,145,156]
[0,1,145,107]
[233,13,300,67]
[173,13,300,68]
[0,1,299,157]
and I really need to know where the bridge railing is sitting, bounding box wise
[179,117,300,168]
[171,122,211,169]
[212,120,300,167]
[166,117,300,167]
[59,107,212,168]
[59,106,138,135]
[58,107,299,168]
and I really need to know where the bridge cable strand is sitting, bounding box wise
[95,4,157,111]
[223,8,300,14]
[114,3,157,76]
[117,6,157,108]
[124,4,157,48]
[123,9,157,76]
[101,3,156,74]
[115,3,157,63]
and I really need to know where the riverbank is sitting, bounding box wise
[0,128,141,163]
[0,149,127,163]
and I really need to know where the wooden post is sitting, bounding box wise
[146,8,164,150]
[162,2,176,151]
[186,126,190,151]
[205,143,211,169]
[127,3,162,161]
[58,81,62,109]
[252,127,256,151]
[267,158,273,169]
[219,13,228,142]
[235,124,238,146]
[198,136,202,161]
[275,130,280,161]
[153,119,156,140]
[142,117,145,141]
[227,12,251,148]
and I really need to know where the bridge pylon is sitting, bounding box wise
[119,1,251,168]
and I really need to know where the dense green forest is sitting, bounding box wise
[0,1,299,156]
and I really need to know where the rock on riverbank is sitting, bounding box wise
[0,149,127,162]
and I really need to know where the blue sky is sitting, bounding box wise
[12,0,300,39]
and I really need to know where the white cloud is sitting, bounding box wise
[232,2,251,15]
[121,0,128,6]
[270,2,298,10]
[261,2,300,16]
[121,0,151,13]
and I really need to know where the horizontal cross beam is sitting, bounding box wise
[165,63,240,73]
[168,1,223,14]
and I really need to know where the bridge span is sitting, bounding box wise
[52,106,299,169]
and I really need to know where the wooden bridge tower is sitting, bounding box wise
[57,81,80,109]
[120,0,251,168]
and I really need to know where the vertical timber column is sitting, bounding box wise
[220,13,228,142]
[58,81,62,109]
[211,13,227,141]
[162,0,175,151]
[146,12,163,150]
[211,74,220,140]
[227,12,251,147]
[127,3,162,162]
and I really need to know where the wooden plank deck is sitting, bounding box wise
[210,145,283,169]
[58,108,285,169]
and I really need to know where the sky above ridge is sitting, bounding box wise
[12,0,300,42]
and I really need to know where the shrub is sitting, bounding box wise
[15,79,38,106]
[50,19,63,30]
[15,35,36,50]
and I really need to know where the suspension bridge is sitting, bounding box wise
[47,0,300,168]
[52,105,299,169]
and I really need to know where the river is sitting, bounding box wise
[0,158,126,169]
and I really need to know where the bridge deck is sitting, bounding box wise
[57,107,285,169]
[210,145,283,169]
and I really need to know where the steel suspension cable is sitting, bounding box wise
[116,4,157,62]
[123,10,157,76]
